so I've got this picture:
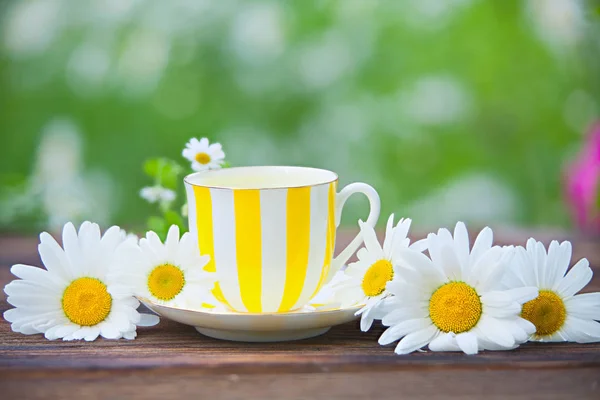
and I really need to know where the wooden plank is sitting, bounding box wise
[2,369,600,400]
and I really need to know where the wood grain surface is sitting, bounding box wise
[1,230,599,400]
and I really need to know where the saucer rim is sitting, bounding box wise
[137,296,363,316]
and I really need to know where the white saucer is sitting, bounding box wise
[138,298,361,342]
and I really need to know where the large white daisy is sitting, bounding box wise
[3,222,159,341]
[504,238,600,343]
[119,225,217,310]
[182,137,225,172]
[334,215,426,332]
[378,222,538,355]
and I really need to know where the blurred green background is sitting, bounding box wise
[1,0,599,233]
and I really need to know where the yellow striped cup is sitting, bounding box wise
[184,166,380,313]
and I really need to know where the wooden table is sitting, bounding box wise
[1,231,599,399]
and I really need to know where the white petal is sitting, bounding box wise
[481,291,514,308]
[396,249,445,286]
[336,286,364,308]
[408,238,428,253]
[391,218,411,250]
[456,331,478,355]
[123,330,137,340]
[360,307,376,332]
[484,302,521,318]
[555,258,592,298]
[469,227,493,268]
[6,292,60,311]
[543,240,561,289]
[9,264,61,289]
[533,240,547,288]
[359,220,383,257]
[513,245,537,287]
[164,225,180,260]
[71,326,94,341]
[562,317,600,343]
[382,214,395,257]
[382,307,428,326]
[550,241,572,288]
[429,332,460,352]
[146,231,167,259]
[378,318,431,345]
[472,250,511,292]
[476,316,515,348]
[100,226,125,257]
[502,287,539,304]
[62,222,83,277]
[44,324,66,340]
[54,324,80,339]
[440,245,462,282]
[453,222,470,274]
[394,324,438,355]
[100,322,121,339]
[107,284,135,299]
[504,318,532,344]
[106,311,132,332]
[385,280,430,304]
[468,246,503,288]
[565,293,600,320]
[84,326,101,341]
[138,313,160,327]
[38,232,70,280]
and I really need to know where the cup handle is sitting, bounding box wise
[325,182,381,283]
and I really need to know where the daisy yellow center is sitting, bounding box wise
[429,281,482,334]
[62,277,112,326]
[148,264,185,301]
[195,152,211,164]
[361,259,394,297]
[521,290,566,337]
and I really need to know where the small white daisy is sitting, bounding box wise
[119,225,217,310]
[182,137,225,172]
[378,222,538,355]
[139,185,176,204]
[504,238,600,343]
[3,222,159,341]
[334,215,426,332]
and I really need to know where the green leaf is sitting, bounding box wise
[147,216,168,240]
[143,158,184,190]
[221,161,231,168]
[143,158,161,179]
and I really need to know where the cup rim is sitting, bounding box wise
[183,165,339,190]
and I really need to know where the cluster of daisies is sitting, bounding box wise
[333,216,600,354]
[3,223,218,341]
[2,135,599,352]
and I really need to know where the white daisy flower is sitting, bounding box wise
[120,229,139,244]
[334,215,426,332]
[504,238,600,343]
[3,222,159,341]
[378,222,538,355]
[119,225,217,310]
[182,137,225,171]
[139,185,176,204]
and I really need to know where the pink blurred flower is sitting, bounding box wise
[565,123,600,233]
